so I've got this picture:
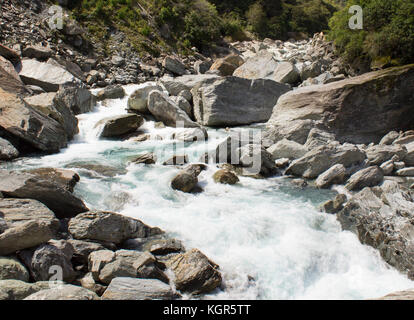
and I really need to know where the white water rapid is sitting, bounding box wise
[3,84,414,300]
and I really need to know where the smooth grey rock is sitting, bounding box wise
[315,164,347,189]
[69,211,157,244]
[24,284,99,300]
[192,76,290,126]
[345,166,384,191]
[102,277,179,300]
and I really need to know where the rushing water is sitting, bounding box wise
[3,84,414,300]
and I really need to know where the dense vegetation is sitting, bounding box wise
[328,0,414,69]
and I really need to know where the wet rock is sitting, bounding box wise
[96,114,144,138]
[163,155,189,166]
[0,88,68,153]
[0,170,88,219]
[69,211,157,244]
[192,77,290,126]
[172,128,208,142]
[0,257,29,282]
[213,170,239,185]
[315,164,347,189]
[131,153,157,165]
[128,84,163,113]
[0,280,49,300]
[345,166,384,191]
[166,249,222,294]
[19,59,79,92]
[24,284,99,300]
[171,170,198,193]
[148,91,199,128]
[102,277,179,300]
[65,162,127,178]
[0,137,19,161]
[96,85,125,101]
[321,194,347,214]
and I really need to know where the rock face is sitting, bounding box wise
[0,170,88,219]
[265,65,414,145]
[337,181,414,279]
[19,59,79,92]
[345,166,384,191]
[0,257,29,281]
[148,90,199,128]
[192,77,290,126]
[0,88,68,153]
[286,143,366,179]
[24,284,99,300]
[0,198,59,255]
[96,114,144,138]
[0,137,19,160]
[233,51,278,79]
[128,84,163,113]
[102,277,179,300]
[68,211,158,244]
[166,249,222,294]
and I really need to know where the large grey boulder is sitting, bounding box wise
[265,65,414,145]
[286,143,366,179]
[315,164,347,189]
[0,137,19,160]
[345,166,384,191]
[0,280,50,300]
[0,88,68,153]
[128,84,163,113]
[337,181,414,279]
[19,241,76,282]
[273,62,300,84]
[158,74,218,96]
[192,77,290,126]
[233,51,278,79]
[19,59,79,92]
[96,85,125,101]
[0,198,60,255]
[267,139,308,160]
[0,257,29,281]
[68,211,159,244]
[101,277,179,300]
[148,91,199,128]
[24,284,99,300]
[95,114,144,138]
[53,84,96,115]
[166,249,222,295]
[0,170,88,219]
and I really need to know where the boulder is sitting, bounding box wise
[345,166,384,191]
[171,96,192,117]
[162,56,188,76]
[0,88,68,153]
[233,51,278,79]
[267,139,308,160]
[265,65,414,145]
[315,164,347,189]
[148,91,199,128]
[213,170,239,185]
[365,145,407,165]
[304,128,337,149]
[24,284,99,300]
[0,170,88,219]
[172,128,208,142]
[209,55,244,76]
[379,131,400,145]
[0,257,29,282]
[338,181,414,278]
[79,272,107,296]
[166,249,222,294]
[19,242,76,282]
[171,171,198,193]
[101,277,179,300]
[237,144,277,177]
[321,194,347,214]
[67,239,106,266]
[23,168,79,193]
[0,280,49,300]
[68,211,158,244]
[95,114,144,138]
[194,60,212,74]
[131,153,157,165]
[128,84,163,113]
[396,167,414,177]
[19,59,79,92]
[159,74,218,96]
[274,62,300,84]
[163,155,189,166]
[0,56,27,95]
[0,137,19,160]
[22,46,53,60]
[96,85,125,101]
[375,290,414,300]
[286,143,366,179]
[380,160,394,175]
[53,84,96,115]
[192,77,290,126]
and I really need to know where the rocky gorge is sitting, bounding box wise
[1,1,414,301]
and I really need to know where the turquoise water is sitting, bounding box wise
[3,84,413,299]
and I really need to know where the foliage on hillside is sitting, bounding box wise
[328,0,414,69]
